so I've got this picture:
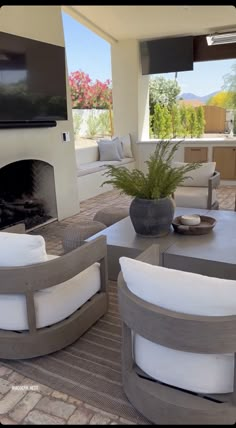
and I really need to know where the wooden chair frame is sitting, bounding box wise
[208,170,220,209]
[0,236,108,359]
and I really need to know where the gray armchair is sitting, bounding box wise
[118,245,236,425]
[174,167,220,210]
[0,235,108,359]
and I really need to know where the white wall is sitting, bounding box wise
[0,6,79,220]
[111,40,149,166]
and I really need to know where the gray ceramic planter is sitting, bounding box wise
[129,196,175,237]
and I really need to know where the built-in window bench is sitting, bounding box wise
[75,145,135,201]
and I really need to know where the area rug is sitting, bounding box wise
[1,281,149,424]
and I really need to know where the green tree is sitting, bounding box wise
[162,105,172,139]
[188,106,197,138]
[196,106,205,137]
[149,76,181,115]
[179,105,189,137]
[207,91,234,108]
[152,104,165,138]
[149,114,154,138]
[171,105,181,138]
[222,62,236,108]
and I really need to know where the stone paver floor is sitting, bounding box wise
[0,186,235,425]
[0,367,133,425]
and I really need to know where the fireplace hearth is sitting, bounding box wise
[0,160,57,231]
[0,196,51,230]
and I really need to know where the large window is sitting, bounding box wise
[149,58,236,139]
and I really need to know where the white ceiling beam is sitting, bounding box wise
[62,6,118,45]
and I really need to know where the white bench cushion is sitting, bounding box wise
[77,158,134,177]
[0,255,101,331]
[174,186,217,209]
[119,256,236,394]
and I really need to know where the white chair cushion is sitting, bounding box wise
[134,335,233,395]
[174,186,217,209]
[0,232,47,266]
[173,161,216,187]
[119,256,236,393]
[0,255,101,330]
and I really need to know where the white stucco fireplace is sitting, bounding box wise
[0,124,80,231]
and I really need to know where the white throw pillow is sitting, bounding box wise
[173,161,216,187]
[0,232,48,267]
[119,257,236,316]
[120,134,133,158]
[97,139,121,161]
[99,137,124,159]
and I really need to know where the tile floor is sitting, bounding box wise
[0,185,235,425]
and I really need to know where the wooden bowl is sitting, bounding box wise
[172,215,216,235]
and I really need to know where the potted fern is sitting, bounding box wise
[102,140,201,237]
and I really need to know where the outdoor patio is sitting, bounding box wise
[29,185,236,256]
[0,3,236,424]
[0,185,235,425]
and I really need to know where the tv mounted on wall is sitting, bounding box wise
[140,36,193,75]
[0,31,68,128]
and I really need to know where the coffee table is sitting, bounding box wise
[88,207,236,280]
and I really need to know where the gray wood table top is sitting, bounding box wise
[89,207,210,253]
[165,209,236,265]
[88,207,236,279]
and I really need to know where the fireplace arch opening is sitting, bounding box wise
[0,159,58,230]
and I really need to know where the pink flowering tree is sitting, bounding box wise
[69,70,92,108]
[90,79,113,109]
[69,71,113,109]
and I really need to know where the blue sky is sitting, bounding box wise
[62,11,235,97]
[62,12,111,82]
[162,60,235,96]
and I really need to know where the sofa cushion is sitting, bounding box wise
[173,161,216,187]
[0,232,47,267]
[119,256,236,393]
[0,255,101,330]
[97,139,121,161]
[174,186,217,209]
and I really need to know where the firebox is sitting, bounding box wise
[0,159,57,230]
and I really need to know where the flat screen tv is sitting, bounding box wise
[140,36,193,75]
[0,31,68,127]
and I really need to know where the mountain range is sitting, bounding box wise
[178,90,219,103]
